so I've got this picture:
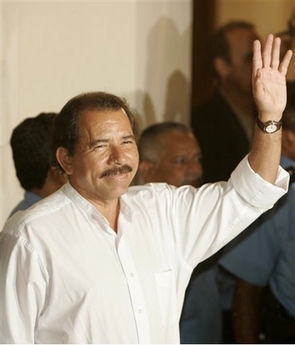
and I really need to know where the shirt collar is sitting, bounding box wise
[62,182,135,229]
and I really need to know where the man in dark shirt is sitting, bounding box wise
[191,21,259,183]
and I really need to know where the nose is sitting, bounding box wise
[189,159,203,175]
[107,145,126,165]
[186,160,203,184]
[187,160,203,187]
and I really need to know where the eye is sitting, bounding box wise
[95,143,107,149]
[91,141,109,150]
[172,157,186,165]
[195,155,203,163]
[122,136,135,145]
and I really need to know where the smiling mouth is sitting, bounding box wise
[100,165,132,178]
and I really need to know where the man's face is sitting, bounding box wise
[225,28,259,95]
[60,109,139,204]
[143,131,203,187]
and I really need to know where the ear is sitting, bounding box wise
[56,147,73,175]
[48,166,68,184]
[214,57,231,78]
[138,161,155,183]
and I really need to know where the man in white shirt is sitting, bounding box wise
[0,35,293,344]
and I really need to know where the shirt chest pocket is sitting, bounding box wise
[154,269,178,327]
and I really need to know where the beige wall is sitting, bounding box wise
[216,0,294,40]
[1,0,192,227]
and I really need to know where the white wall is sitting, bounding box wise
[1,0,192,227]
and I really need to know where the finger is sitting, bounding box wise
[279,49,293,76]
[252,39,262,79]
[270,37,281,69]
[262,34,274,67]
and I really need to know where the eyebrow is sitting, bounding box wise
[88,135,135,148]
[122,134,135,141]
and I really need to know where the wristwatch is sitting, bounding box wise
[256,118,282,134]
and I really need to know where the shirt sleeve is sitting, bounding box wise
[171,155,289,268]
[0,227,47,343]
[219,195,288,286]
[230,155,289,209]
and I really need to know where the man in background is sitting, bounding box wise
[9,112,67,216]
[137,122,203,188]
[191,21,259,183]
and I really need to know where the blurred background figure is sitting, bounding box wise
[137,121,203,187]
[137,121,223,344]
[191,21,261,343]
[9,112,67,217]
[219,86,295,344]
[191,21,259,183]
[276,7,295,82]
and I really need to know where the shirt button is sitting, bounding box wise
[130,273,134,277]
[138,309,143,314]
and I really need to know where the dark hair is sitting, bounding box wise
[282,82,295,133]
[138,121,193,162]
[10,112,57,190]
[210,21,255,65]
[51,91,139,171]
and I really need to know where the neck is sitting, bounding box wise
[105,202,120,232]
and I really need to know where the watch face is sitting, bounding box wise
[266,124,278,133]
[257,119,281,134]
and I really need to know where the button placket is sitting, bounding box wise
[117,237,151,344]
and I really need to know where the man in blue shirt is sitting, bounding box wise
[219,87,295,343]
[9,112,67,216]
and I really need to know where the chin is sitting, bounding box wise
[188,179,202,188]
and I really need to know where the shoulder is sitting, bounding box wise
[1,187,70,238]
[9,192,42,217]
[125,182,224,211]
[126,183,176,201]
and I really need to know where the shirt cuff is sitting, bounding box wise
[230,155,289,209]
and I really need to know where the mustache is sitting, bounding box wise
[192,176,204,188]
[183,175,204,188]
[100,165,133,178]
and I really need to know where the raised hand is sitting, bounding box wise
[252,34,293,121]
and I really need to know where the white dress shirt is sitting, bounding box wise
[0,156,289,344]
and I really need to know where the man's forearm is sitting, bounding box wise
[248,123,282,184]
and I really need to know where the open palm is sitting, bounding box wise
[252,34,293,120]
